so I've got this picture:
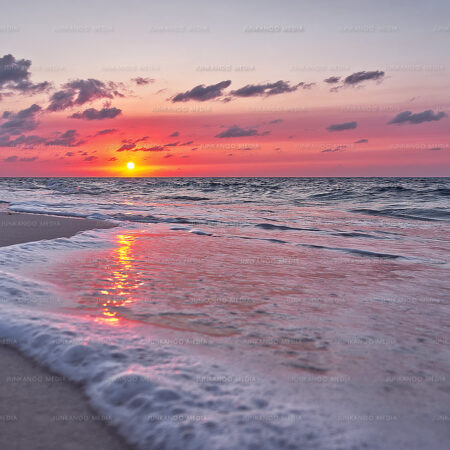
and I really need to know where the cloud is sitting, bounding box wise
[324,76,340,84]
[116,143,136,152]
[94,128,117,136]
[131,77,155,86]
[327,121,357,131]
[180,140,194,146]
[20,156,38,162]
[169,131,179,137]
[3,155,18,162]
[65,152,74,157]
[0,104,42,136]
[322,145,346,153]
[269,119,283,124]
[133,146,166,152]
[344,71,384,86]
[230,80,302,97]
[0,134,46,148]
[108,157,118,161]
[388,110,447,125]
[215,125,267,138]
[0,54,51,96]
[171,80,231,102]
[71,107,121,120]
[45,129,85,147]
[298,82,315,90]
[115,136,151,152]
[47,78,123,111]
[3,155,38,162]
[354,138,368,143]
[83,155,98,162]
[116,143,167,152]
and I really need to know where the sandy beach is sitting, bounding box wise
[0,345,132,450]
[0,211,115,247]
[0,212,128,450]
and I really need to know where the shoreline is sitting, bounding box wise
[0,210,116,248]
[0,210,130,448]
[0,344,133,450]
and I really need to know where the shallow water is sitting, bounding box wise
[0,177,449,449]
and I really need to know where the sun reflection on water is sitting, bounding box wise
[95,234,140,326]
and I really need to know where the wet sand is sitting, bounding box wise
[0,211,128,449]
[0,211,115,247]
[0,345,132,450]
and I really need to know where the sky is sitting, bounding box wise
[0,0,449,176]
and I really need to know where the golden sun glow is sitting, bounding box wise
[126,161,135,170]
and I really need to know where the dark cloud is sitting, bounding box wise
[3,155,38,162]
[169,131,179,137]
[116,143,136,152]
[171,80,231,102]
[322,145,346,153]
[116,143,167,152]
[3,155,18,162]
[230,80,302,97]
[344,71,384,86]
[65,152,74,157]
[131,77,155,86]
[115,136,151,152]
[354,138,368,143]
[133,146,166,152]
[121,136,148,145]
[45,129,85,147]
[0,104,46,148]
[388,110,447,125]
[327,121,357,131]
[94,128,117,136]
[0,54,51,96]
[324,76,340,84]
[269,119,283,124]
[298,82,315,90]
[83,155,98,162]
[46,90,75,112]
[0,134,46,148]
[20,156,38,162]
[180,140,194,146]
[47,78,123,111]
[71,107,121,120]
[0,104,42,136]
[216,125,265,138]
[108,157,118,161]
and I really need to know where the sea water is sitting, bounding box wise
[0,177,449,449]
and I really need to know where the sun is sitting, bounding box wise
[126,161,135,170]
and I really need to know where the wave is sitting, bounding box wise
[160,195,211,201]
[350,208,450,222]
[255,223,320,232]
[0,271,358,450]
[298,243,404,259]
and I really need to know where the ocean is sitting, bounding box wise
[0,177,449,449]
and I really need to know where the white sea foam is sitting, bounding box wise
[0,277,358,450]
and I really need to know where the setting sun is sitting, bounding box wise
[126,162,135,170]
